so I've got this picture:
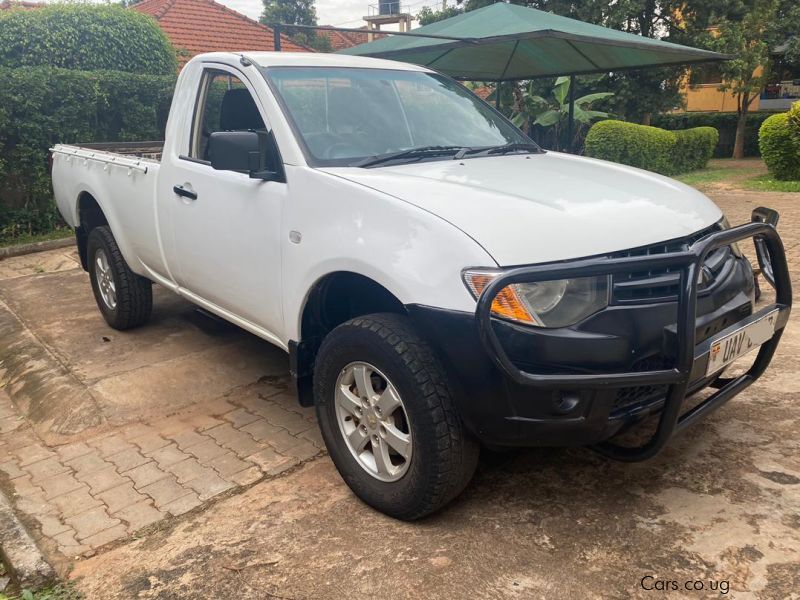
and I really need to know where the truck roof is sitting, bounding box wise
[191,51,432,72]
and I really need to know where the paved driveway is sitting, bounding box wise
[1,177,798,598]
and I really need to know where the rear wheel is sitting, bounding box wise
[314,313,479,520]
[87,226,152,330]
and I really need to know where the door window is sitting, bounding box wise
[190,70,267,161]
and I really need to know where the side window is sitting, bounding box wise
[190,69,267,160]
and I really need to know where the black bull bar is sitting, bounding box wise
[476,214,792,462]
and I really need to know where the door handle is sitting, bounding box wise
[173,185,197,200]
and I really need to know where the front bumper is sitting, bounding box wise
[409,215,792,461]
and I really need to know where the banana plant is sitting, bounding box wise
[511,76,614,151]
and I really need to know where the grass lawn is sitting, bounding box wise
[741,174,800,193]
[675,158,800,192]
[0,228,72,249]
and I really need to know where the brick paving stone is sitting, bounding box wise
[139,475,187,508]
[113,501,163,531]
[25,456,69,482]
[146,443,189,468]
[186,438,228,462]
[262,407,313,435]
[54,529,91,558]
[15,444,55,466]
[90,435,134,458]
[240,418,282,442]
[3,430,38,452]
[166,458,217,484]
[299,427,325,450]
[0,459,24,479]
[16,489,53,518]
[205,423,263,457]
[55,441,93,462]
[187,472,234,501]
[106,447,149,473]
[97,482,149,514]
[161,492,202,517]
[51,487,102,519]
[83,523,128,549]
[66,451,110,475]
[130,433,170,454]
[167,429,208,450]
[222,408,261,429]
[180,413,224,432]
[120,423,159,440]
[76,466,128,494]
[263,428,319,459]
[207,452,251,477]
[0,416,23,434]
[36,514,71,537]
[39,472,85,500]
[66,506,120,541]
[204,398,237,417]
[229,466,262,487]
[123,461,168,489]
[247,448,298,475]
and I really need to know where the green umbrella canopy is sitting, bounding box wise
[340,3,727,80]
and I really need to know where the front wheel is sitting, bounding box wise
[314,313,479,520]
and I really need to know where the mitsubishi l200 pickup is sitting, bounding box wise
[51,52,792,520]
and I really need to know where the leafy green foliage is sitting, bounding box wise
[509,76,613,151]
[652,111,775,157]
[260,0,325,51]
[0,67,175,245]
[787,101,800,150]
[417,5,464,25]
[585,120,717,175]
[758,112,800,180]
[0,3,177,75]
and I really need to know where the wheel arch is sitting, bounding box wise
[291,271,407,407]
[75,191,110,270]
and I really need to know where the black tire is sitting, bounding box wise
[314,313,479,520]
[87,226,152,330]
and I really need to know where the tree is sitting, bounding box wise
[261,0,329,52]
[417,5,463,26]
[706,0,779,158]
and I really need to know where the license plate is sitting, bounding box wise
[706,310,779,376]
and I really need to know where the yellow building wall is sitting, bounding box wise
[680,67,764,113]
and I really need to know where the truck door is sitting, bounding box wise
[164,65,286,343]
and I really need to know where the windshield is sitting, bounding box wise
[262,66,534,167]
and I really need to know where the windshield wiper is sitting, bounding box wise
[353,146,466,168]
[456,142,543,159]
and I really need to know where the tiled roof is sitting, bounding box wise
[317,26,385,51]
[132,0,312,67]
[0,1,43,9]
[472,85,493,100]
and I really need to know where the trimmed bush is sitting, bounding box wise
[673,127,719,174]
[787,101,800,150]
[0,66,176,243]
[652,111,776,158]
[0,4,177,75]
[759,112,800,181]
[584,120,717,175]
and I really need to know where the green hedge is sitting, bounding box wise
[759,112,800,181]
[0,67,175,243]
[0,4,177,75]
[652,111,777,158]
[584,120,718,176]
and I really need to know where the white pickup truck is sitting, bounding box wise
[52,52,791,520]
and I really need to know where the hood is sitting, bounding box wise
[321,152,722,267]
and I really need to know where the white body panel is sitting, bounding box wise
[51,51,725,351]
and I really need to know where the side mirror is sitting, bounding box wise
[207,131,281,181]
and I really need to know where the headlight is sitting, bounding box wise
[463,270,610,328]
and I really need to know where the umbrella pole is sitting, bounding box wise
[567,75,575,153]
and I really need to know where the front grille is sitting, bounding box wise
[612,357,670,414]
[611,223,733,304]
